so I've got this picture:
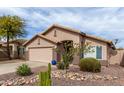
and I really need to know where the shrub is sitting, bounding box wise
[56,62,65,70]
[79,57,101,72]
[16,64,32,76]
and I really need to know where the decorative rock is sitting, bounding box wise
[76,78,81,81]
[25,81,30,84]
[84,77,88,81]
[30,80,33,83]
[113,76,118,80]
[70,77,75,80]
[81,77,84,81]
[52,71,120,82]
[19,82,25,85]
[7,81,13,86]
[0,70,120,86]
[94,75,102,80]
[105,75,113,80]
[13,81,18,86]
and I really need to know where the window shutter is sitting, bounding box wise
[96,46,102,59]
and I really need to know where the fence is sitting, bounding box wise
[109,49,124,65]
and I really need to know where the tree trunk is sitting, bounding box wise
[7,30,11,60]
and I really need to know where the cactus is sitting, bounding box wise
[38,63,52,86]
[48,63,51,79]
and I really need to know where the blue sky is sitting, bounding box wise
[0,7,123,48]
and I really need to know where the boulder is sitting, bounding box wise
[113,76,118,80]
[105,75,113,80]
[76,78,81,81]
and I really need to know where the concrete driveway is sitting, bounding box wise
[0,59,48,75]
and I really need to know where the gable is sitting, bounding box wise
[25,35,56,50]
[24,34,57,47]
[42,27,80,43]
[28,37,55,47]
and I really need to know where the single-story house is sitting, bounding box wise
[0,39,27,60]
[24,24,115,66]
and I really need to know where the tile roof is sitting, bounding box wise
[24,24,115,49]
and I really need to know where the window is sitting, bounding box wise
[54,30,57,37]
[38,38,40,45]
[83,46,96,58]
[83,46,102,59]
[96,46,102,59]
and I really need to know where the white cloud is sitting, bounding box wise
[0,7,124,47]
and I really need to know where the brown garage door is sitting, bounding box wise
[29,47,53,63]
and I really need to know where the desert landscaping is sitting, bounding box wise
[0,13,124,86]
[0,64,124,86]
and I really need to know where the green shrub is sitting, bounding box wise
[79,57,101,72]
[16,64,32,76]
[56,62,65,70]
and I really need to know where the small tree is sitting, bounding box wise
[55,41,94,73]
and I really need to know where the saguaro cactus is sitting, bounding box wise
[48,63,51,79]
[38,63,52,86]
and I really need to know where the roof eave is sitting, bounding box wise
[41,24,84,35]
[23,34,58,47]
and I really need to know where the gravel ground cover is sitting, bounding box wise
[0,66,48,86]
[0,65,124,86]
[52,65,124,86]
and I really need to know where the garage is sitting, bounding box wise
[29,47,53,63]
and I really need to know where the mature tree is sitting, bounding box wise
[0,15,27,59]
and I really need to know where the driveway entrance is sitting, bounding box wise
[0,59,48,75]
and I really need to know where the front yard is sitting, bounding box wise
[0,65,124,86]
[52,65,124,86]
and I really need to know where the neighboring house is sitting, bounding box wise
[24,24,115,66]
[0,39,27,60]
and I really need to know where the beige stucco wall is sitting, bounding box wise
[26,27,110,65]
[26,37,56,50]
[25,36,57,61]
[84,37,108,60]
[43,28,81,64]
[43,28,109,64]
[44,28,80,44]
